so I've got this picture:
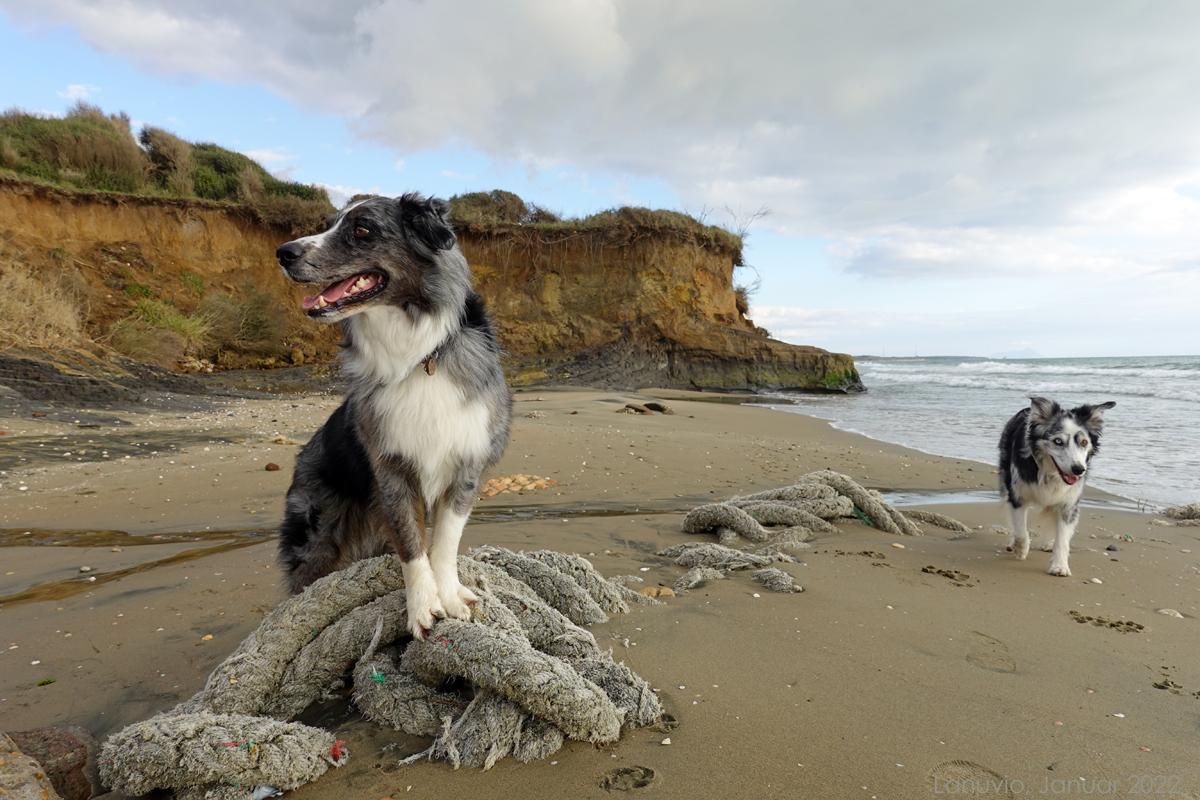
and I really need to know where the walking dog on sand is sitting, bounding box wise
[274,193,511,638]
[998,395,1115,577]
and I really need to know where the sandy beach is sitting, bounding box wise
[2,387,1198,799]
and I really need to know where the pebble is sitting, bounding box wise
[1157,608,1183,618]
[661,738,671,745]
[201,635,214,641]
[891,543,905,549]
[1090,578,1102,584]
[1106,545,1120,552]
[79,566,92,573]
[264,463,280,472]
[111,548,121,553]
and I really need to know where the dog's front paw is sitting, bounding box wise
[439,582,477,622]
[406,592,448,640]
[1047,562,1072,577]
[1005,536,1030,560]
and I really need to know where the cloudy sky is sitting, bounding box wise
[3,1,1199,358]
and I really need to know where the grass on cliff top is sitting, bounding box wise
[0,103,333,237]
[448,189,745,262]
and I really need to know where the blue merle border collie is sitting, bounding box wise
[275,193,511,638]
[998,395,1115,577]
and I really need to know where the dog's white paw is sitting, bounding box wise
[439,582,477,622]
[406,580,448,640]
[1006,537,1030,560]
[1047,562,1072,577]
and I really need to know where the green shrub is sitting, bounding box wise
[123,282,152,299]
[139,126,194,195]
[0,103,147,191]
[181,270,204,296]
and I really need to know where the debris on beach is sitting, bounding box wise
[752,567,803,593]
[1154,503,1200,526]
[479,474,557,497]
[98,549,664,797]
[616,402,675,415]
[668,471,972,593]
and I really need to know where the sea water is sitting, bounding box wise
[763,355,1200,508]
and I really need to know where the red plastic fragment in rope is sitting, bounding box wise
[330,740,345,760]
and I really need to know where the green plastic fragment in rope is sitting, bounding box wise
[851,505,875,527]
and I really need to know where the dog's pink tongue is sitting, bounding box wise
[1061,472,1079,485]
[302,276,361,310]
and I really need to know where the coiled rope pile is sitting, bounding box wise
[99,548,664,798]
[666,470,971,593]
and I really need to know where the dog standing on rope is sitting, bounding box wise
[998,395,1115,577]
[275,193,511,638]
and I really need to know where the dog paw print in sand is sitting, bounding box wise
[965,631,1016,673]
[479,474,557,498]
[929,761,1016,796]
[922,565,976,587]
[1153,666,1200,698]
[835,549,887,559]
[600,765,656,791]
[1068,610,1145,633]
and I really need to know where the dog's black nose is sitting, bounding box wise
[277,241,305,268]
[1071,464,1086,476]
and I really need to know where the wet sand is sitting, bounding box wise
[2,388,1198,798]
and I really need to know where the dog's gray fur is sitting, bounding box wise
[275,193,511,637]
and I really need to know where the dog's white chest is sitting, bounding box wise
[1013,465,1082,510]
[370,375,490,500]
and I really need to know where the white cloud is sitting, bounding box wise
[57,83,99,101]
[315,183,392,209]
[8,0,1200,288]
[240,147,294,167]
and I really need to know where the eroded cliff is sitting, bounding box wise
[0,180,861,393]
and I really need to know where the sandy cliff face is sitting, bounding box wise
[465,231,861,392]
[0,181,861,392]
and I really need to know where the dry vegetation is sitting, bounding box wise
[0,243,93,351]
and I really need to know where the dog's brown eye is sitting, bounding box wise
[1079,439,1088,448]
[354,226,370,237]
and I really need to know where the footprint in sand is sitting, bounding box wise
[922,565,975,587]
[929,760,1016,796]
[1067,610,1144,633]
[965,631,1017,673]
[600,765,656,791]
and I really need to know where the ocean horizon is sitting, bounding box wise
[764,354,1200,508]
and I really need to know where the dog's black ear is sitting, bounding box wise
[1078,401,1116,429]
[398,193,457,252]
[1027,395,1059,422]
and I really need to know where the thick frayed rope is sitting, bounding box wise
[752,567,804,593]
[99,714,346,796]
[682,471,926,546]
[658,542,793,572]
[670,473,973,594]
[902,509,972,533]
[673,567,727,594]
[100,548,663,795]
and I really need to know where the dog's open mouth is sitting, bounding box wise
[302,272,385,316]
[1058,468,1080,486]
